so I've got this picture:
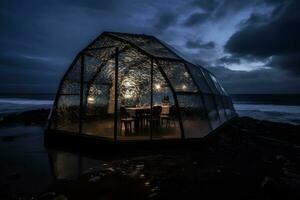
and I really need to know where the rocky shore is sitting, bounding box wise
[0,110,300,199]
[0,109,50,126]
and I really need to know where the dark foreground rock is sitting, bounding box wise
[0,110,300,200]
[0,109,50,126]
[42,117,299,200]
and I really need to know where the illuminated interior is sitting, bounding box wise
[48,32,236,141]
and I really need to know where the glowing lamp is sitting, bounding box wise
[154,84,161,90]
[87,96,95,104]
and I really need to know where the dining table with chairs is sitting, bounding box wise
[119,104,172,135]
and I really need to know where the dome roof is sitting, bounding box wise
[47,31,236,142]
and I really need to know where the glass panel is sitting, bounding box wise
[228,97,236,117]
[158,60,198,92]
[83,53,106,82]
[51,95,80,133]
[82,56,115,139]
[60,81,80,95]
[186,64,211,94]
[177,94,211,138]
[160,41,198,65]
[216,79,228,96]
[64,57,81,82]
[215,96,227,123]
[59,58,81,95]
[117,48,151,140]
[201,69,219,95]
[223,96,232,118]
[209,74,225,95]
[50,57,81,132]
[152,64,181,139]
[88,35,126,50]
[109,32,179,59]
[203,95,221,129]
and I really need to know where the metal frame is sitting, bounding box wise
[48,31,236,141]
[154,59,185,139]
[183,62,213,131]
[150,58,153,141]
[79,54,85,134]
[199,69,222,123]
[114,47,119,142]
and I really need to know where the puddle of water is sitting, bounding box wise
[0,125,151,199]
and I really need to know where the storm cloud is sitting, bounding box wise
[225,0,300,74]
[186,39,215,49]
[0,0,299,94]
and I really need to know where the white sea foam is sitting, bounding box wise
[234,104,300,125]
[234,104,300,114]
[0,98,53,105]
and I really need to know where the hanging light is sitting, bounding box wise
[121,77,137,99]
[154,83,161,90]
[87,96,95,104]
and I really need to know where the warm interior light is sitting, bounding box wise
[121,78,137,99]
[124,90,134,99]
[87,96,95,104]
[154,84,161,90]
[182,84,187,90]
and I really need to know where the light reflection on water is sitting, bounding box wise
[0,126,102,194]
[0,125,129,197]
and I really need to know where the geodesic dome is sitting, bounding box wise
[47,32,236,141]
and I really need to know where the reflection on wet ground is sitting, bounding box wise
[0,126,154,199]
[0,126,53,196]
[1,120,300,200]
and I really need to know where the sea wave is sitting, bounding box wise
[234,104,300,125]
[0,98,53,105]
[0,98,53,116]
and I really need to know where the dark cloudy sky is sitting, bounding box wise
[1,0,300,94]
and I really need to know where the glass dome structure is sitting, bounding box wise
[47,32,236,141]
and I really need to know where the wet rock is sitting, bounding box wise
[0,109,50,126]
[1,136,16,142]
[121,170,126,175]
[107,167,115,172]
[151,186,158,192]
[144,181,150,186]
[136,164,144,169]
[149,192,158,198]
[54,194,68,200]
[129,169,139,177]
[6,172,21,180]
[38,192,57,199]
[139,174,145,178]
[89,175,101,183]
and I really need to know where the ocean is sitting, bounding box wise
[0,94,299,125]
[232,94,300,125]
[0,94,54,117]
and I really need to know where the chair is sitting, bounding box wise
[161,105,176,128]
[147,106,162,129]
[120,106,135,135]
[134,109,147,129]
